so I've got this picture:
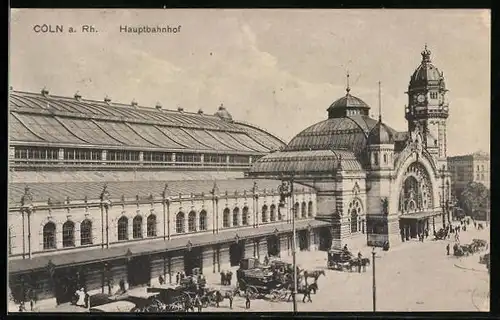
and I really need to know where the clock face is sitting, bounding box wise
[417,94,425,103]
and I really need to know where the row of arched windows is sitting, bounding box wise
[175,210,208,234]
[294,201,314,219]
[41,201,316,250]
[43,219,93,250]
[117,215,157,241]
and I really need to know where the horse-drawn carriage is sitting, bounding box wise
[237,266,288,300]
[327,249,353,271]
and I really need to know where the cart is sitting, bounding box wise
[327,249,354,271]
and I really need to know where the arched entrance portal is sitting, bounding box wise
[229,241,245,267]
[398,162,435,240]
[267,235,280,257]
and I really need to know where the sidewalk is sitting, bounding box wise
[454,255,489,273]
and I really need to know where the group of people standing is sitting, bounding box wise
[220,270,233,286]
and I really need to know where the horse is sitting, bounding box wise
[287,283,316,303]
[213,289,234,309]
[348,258,370,272]
[303,270,326,283]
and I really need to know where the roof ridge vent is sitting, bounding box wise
[197,108,204,115]
[177,105,184,112]
[104,95,112,104]
[131,99,138,107]
[155,102,162,110]
[74,91,82,101]
[41,87,49,97]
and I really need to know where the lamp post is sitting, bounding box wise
[279,173,297,313]
[371,247,376,312]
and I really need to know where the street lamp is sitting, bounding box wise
[279,173,297,313]
[371,247,377,312]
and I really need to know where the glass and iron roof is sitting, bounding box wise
[249,149,363,174]
[9,178,314,207]
[9,90,286,154]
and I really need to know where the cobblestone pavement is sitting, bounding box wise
[203,226,490,312]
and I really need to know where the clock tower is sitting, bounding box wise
[405,45,449,166]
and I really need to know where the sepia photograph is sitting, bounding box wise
[8,8,490,313]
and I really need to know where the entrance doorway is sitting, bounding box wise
[229,242,245,267]
[127,256,151,287]
[184,247,203,276]
[267,235,280,257]
[54,268,79,305]
[318,227,332,251]
[298,230,309,251]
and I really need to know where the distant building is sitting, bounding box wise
[447,151,490,194]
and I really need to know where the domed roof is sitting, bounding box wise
[286,114,397,157]
[327,87,370,118]
[367,119,394,145]
[410,45,445,85]
[328,91,370,110]
[214,103,233,122]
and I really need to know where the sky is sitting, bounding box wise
[9,9,490,156]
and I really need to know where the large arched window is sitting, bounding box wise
[398,162,434,213]
[349,200,362,233]
[199,210,207,231]
[133,216,143,239]
[80,220,92,245]
[270,204,276,222]
[242,207,249,226]
[43,222,56,250]
[62,221,75,248]
[188,211,197,232]
[262,205,268,223]
[308,201,313,217]
[118,216,128,241]
[233,208,240,227]
[147,215,157,237]
[176,212,185,234]
[294,202,300,218]
[301,202,307,218]
[223,208,230,228]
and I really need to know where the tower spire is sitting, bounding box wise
[346,70,351,95]
[378,81,382,122]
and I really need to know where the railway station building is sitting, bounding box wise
[8,89,325,306]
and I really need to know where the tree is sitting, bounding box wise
[458,182,490,218]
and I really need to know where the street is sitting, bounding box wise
[203,224,489,312]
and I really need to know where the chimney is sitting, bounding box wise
[74,91,82,101]
[197,109,204,115]
[104,96,112,104]
[41,87,49,97]
[155,102,162,110]
[177,106,184,112]
[131,99,138,107]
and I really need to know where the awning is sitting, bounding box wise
[399,211,442,220]
[9,219,331,274]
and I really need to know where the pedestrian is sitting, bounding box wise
[245,291,251,309]
[84,289,90,309]
[446,243,450,256]
[176,272,180,285]
[425,229,429,238]
[474,221,477,229]
[227,271,233,286]
[159,275,165,285]
[264,255,269,265]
